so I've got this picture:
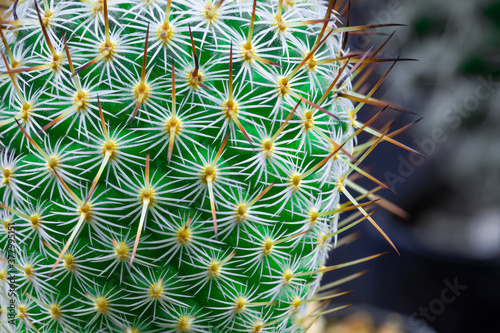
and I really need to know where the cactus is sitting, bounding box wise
[0,0,415,332]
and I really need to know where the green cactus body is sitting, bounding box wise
[0,0,401,332]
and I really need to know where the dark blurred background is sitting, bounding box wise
[318,0,500,333]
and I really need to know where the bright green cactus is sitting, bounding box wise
[0,0,412,332]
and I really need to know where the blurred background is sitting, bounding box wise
[316,0,500,332]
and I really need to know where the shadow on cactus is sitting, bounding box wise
[0,0,419,332]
